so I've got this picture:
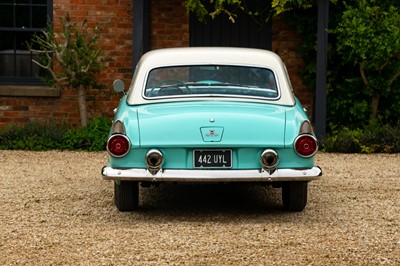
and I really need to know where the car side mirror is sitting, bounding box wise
[113,79,125,94]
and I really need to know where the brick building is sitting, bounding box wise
[0,0,312,129]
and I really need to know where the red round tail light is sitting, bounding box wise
[294,134,318,157]
[107,134,130,157]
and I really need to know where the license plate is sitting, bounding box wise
[193,149,232,168]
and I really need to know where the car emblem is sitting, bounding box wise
[200,127,224,142]
[206,130,219,137]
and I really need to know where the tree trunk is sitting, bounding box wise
[369,94,380,123]
[77,84,88,127]
[360,65,381,123]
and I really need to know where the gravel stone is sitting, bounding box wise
[0,151,399,265]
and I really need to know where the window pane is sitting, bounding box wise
[16,31,32,50]
[0,0,52,84]
[0,32,14,51]
[0,50,15,77]
[0,6,14,27]
[145,65,279,99]
[16,5,31,28]
[32,6,47,28]
[0,50,41,77]
[16,52,40,77]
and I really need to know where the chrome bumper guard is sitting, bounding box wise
[102,166,322,182]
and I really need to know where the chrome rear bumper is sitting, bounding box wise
[102,166,322,182]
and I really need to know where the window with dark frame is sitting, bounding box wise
[0,0,52,85]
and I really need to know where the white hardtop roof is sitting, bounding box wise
[127,47,296,106]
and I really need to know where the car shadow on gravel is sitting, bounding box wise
[128,183,287,220]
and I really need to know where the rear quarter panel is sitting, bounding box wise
[284,97,315,168]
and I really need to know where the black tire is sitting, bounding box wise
[282,181,308,212]
[114,181,139,211]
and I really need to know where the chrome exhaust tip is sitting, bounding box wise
[260,149,279,171]
[146,149,164,174]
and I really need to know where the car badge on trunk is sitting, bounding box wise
[206,130,218,137]
[200,127,224,142]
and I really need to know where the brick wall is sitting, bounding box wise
[150,0,189,49]
[0,0,133,129]
[53,0,134,123]
[272,16,314,118]
[0,1,312,129]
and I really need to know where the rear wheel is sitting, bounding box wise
[282,181,308,212]
[114,181,139,211]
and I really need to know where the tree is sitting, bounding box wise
[185,0,314,22]
[29,13,105,127]
[334,1,400,123]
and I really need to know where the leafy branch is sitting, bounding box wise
[29,13,105,127]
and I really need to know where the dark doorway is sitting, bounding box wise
[189,1,272,50]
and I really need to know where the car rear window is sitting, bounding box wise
[143,65,279,100]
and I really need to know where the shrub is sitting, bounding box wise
[360,123,400,153]
[62,117,111,151]
[0,117,111,151]
[322,123,400,153]
[0,121,67,151]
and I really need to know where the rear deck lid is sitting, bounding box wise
[136,101,286,147]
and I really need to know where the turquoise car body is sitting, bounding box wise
[102,47,322,211]
[108,98,313,170]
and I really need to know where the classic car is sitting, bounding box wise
[102,47,322,212]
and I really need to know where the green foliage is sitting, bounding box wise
[0,117,111,151]
[271,0,315,15]
[185,0,316,23]
[335,2,400,67]
[186,0,245,22]
[29,13,105,90]
[62,117,111,151]
[284,1,400,129]
[29,13,106,127]
[322,123,400,153]
[333,1,400,122]
[322,126,364,153]
[0,121,67,151]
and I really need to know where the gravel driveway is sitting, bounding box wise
[0,151,399,265]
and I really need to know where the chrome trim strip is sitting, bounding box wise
[102,166,322,182]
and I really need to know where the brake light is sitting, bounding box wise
[107,134,130,157]
[294,134,318,157]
